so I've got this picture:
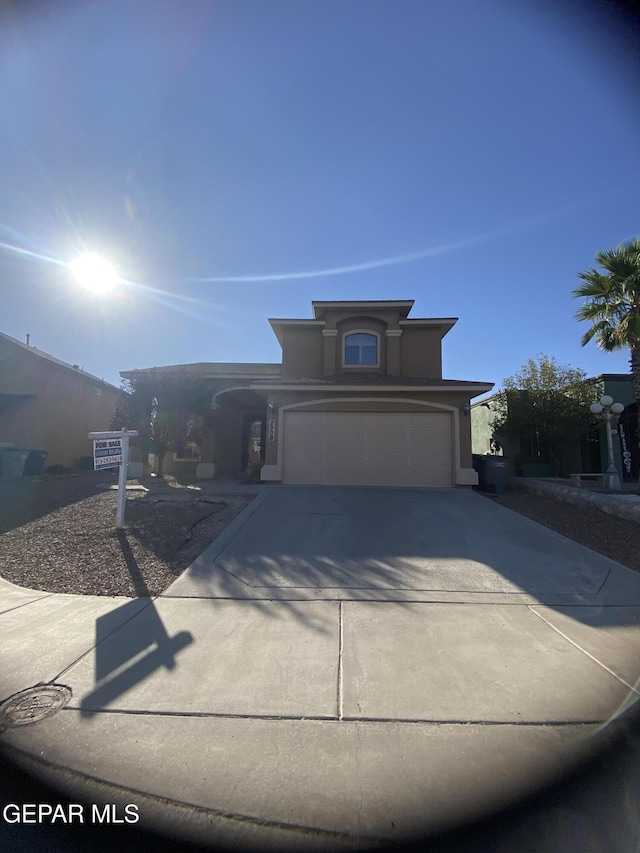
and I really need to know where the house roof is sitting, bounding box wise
[252,373,493,395]
[398,318,458,338]
[470,392,504,408]
[267,319,325,347]
[120,362,281,381]
[470,373,633,408]
[267,315,458,346]
[0,332,119,391]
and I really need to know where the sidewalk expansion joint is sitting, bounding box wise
[528,606,640,697]
[60,707,604,726]
[0,593,56,617]
[594,568,612,596]
[337,600,344,720]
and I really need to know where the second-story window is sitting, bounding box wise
[344,332,378,366]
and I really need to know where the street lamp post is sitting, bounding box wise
[589,395,625,491]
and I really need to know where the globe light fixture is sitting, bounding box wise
[69,252,119,295]
[589,395,625,490]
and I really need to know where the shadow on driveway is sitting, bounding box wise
[164,486,640,626]
[79,600,193,717]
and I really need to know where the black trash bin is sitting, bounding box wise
[472,454,488,490]
[473,454,510,494]
[23,450,48,476]
[484,456,510,494]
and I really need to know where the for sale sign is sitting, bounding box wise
[93,438,122,470]
[89,429,137,528]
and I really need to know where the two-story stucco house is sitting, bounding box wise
[122,300,493,487]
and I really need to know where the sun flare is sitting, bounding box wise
[69,252,119,294]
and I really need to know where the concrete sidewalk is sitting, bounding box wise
[1,487,640,851]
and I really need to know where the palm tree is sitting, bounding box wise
[573,238,640,485]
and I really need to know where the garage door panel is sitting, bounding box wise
[334,432,365,450]
[283,411,453,487]
[367,431,407,451]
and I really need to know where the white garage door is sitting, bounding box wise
[283,411,453,487]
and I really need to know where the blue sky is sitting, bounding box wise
[1,0,639,393]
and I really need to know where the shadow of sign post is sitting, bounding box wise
[80,600,193,716]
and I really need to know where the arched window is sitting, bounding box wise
[344,332,378,366]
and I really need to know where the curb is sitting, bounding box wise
[508,478,640,525]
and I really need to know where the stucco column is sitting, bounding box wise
[386,329,402,375]
[322,329,338,376]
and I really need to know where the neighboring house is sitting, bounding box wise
[121,300,493,487]
[471,374,638,481]
[0,332,120,471]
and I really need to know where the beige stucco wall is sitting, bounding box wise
[281,327,324,378]
[277,310,445,380]
[399,328,443,378]
[319,307,400,329]
[0,340,119,469]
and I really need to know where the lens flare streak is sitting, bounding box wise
[0,239,67,267]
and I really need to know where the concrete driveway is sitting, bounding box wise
[2,486,640,851]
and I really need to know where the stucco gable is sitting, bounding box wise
[0,331,119,392]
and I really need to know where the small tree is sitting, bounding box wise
[111,373,207,478]
[151,409,201,478]
[493,354,595,476]
[111,378,154,462]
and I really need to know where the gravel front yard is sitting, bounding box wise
[0,475,638,597]
[0,474,253,597]
[480,490,640,574]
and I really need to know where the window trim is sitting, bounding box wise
[173,442,201,462]
[341,330,381,368]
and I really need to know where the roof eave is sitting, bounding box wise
[251,381,494,394]
[398,318,458,337]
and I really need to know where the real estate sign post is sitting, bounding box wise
[88,428,138,529]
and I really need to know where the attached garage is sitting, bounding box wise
[282,410,453,487]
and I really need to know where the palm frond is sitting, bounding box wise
[574,240,640,350]
[617,312,640,344]
[572,271,612,298]
[579,320,610,347]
